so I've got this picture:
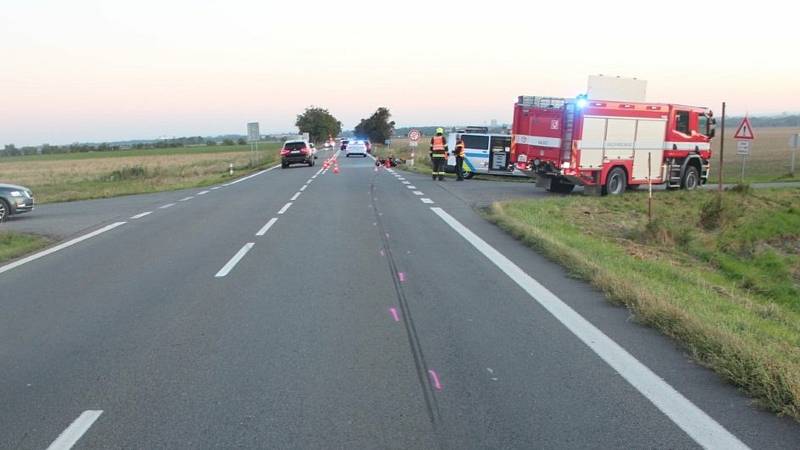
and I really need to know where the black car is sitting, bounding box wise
[0,183,34,222]
[280,140,316,168]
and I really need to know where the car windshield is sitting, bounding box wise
[2,4,797,450]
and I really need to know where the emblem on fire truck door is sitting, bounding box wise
[550,119,560,130]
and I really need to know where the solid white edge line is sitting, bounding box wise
[0,223,126,276]
[179,196,194,202]
[428,207,748,450]
[47,410,103,450]
[277,202,292,215]
[290,192,301,201]
[197,190,209,195]
[299,185,307,192]
[256,218,279,236]
[130,211,152,219]
[159,203,175,209]
[211,186,221,190]
[215,243,255,278]
[420,198,434,204]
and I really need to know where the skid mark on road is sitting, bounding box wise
[369,175,441,429]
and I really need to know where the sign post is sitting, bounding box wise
[733,116,755,183]
[247,122,260,166]
[789,133,800,175]
[408,129,421,167]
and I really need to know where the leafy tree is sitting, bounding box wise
[354,107,395,143]
[295,106,342,143]
[222,139,235,146]
[237,138,247,145]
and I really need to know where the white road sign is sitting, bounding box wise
[736,140,751,156]
[247,122,260,142]
[408,129,421,141]
[790,134,800,149]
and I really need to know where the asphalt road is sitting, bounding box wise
[1,149,799,449]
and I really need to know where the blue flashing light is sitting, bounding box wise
[576,94,589,109]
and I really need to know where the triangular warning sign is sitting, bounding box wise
[734,117,755,140]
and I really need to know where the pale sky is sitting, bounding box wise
[1,0,798,145]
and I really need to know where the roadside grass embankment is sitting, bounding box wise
[0,232,50,264]
[487,187,800,419]
[0,144,281,204]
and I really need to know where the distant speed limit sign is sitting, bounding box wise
[408,129,421,141]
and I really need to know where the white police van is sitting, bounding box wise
[445,132,524,178]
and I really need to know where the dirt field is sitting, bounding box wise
[0,144,280,203]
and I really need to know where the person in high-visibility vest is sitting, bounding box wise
[454,136,466,181]
[429,127,448,181]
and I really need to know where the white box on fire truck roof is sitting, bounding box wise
[587,75,647,102]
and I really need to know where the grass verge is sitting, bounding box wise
[486,187,800,420]
[0,232,51,263]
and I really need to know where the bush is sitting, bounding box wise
[106,166,149,181]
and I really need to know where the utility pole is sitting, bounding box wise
[718,102,726,200]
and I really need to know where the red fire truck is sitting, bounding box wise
[511,95,716,194]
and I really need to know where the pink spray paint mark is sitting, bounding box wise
[389,307,400,322]
[428,370,442,390]
[398,272,406,282]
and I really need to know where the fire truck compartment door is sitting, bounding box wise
[489,136,512,171]
[632,119,667,180]
[604,119,636,161]
[579,117,606,169]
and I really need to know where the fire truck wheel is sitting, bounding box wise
[604,167,627,195]
[682,166,700,190]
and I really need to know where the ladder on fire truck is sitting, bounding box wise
[561,102,575,163]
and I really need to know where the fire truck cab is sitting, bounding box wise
[512,96,716,194]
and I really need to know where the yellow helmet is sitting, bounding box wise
[436,127,444,134]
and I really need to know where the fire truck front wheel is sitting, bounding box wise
[604,167,627,195]
[681,166,700,190]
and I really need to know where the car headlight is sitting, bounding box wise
[10,191,22,197]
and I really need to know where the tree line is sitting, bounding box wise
[0,136,253,157]
[295,106,395,143]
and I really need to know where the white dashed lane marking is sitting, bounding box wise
[277,202,292,215]
[46,410,103,450]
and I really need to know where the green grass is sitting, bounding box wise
[0,232,51,263]
[486,187,800,420]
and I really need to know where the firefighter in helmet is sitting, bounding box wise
[429,127,448,181]
[454,135,466,181]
